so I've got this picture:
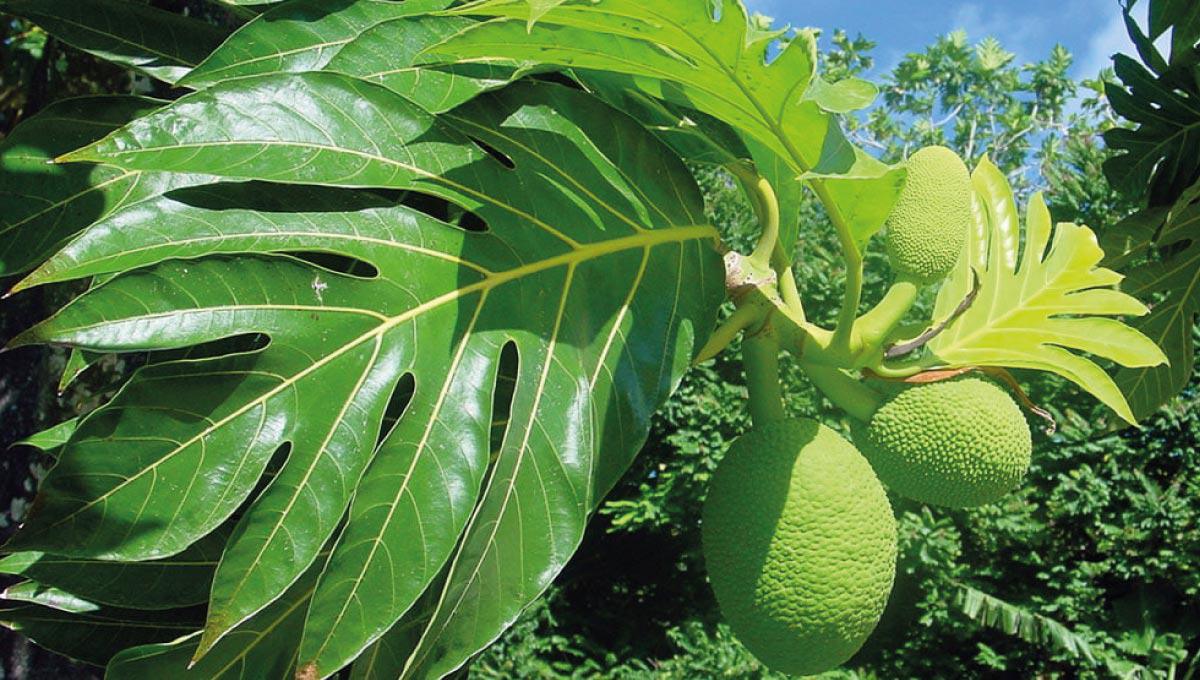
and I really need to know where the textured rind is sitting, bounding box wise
[885,145,971,282]
[702,419,897,676]
[865,377,1032,507]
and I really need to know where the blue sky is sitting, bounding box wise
[744,0,1137,79]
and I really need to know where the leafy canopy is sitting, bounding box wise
[0,0,1176,677]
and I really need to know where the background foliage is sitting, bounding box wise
[0,4,1196,680]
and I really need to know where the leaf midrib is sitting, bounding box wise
[28,224,715,542]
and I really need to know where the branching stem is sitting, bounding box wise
[747,176,781,269]
[851,277,921,367]
[816,175,865,358]
[743,329,787,426]
[803,363,884,422]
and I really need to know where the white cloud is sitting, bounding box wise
[948,2,1044,61]
[1079,6,1130,77]
[744,0,781,18]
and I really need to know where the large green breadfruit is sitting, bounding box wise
[702,418,897,676]
[885,145,972,282]
[864,377,1032,508]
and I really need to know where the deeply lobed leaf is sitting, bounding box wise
[927,158,1166,424]
[9,74,723,677]
[422,0,905,256]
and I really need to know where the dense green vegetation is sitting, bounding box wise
[0,3,1195,678]
[471,27,1200,679]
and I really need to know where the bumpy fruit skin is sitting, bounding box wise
[885,145,972,282]
[864,377,1032,508]
[702,419,897,676]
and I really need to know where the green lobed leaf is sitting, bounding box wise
[578,72,810,260]
[14,418,78,455]
[0,0,228,84]
[1,582,101,614]
[0,96,211,278]
[12,74,723,676]
[105,550,330,680]
[423,0,905,252]
[1115,180,1200,419]
[181,0,516,114]
[0,528,226,611]
[0,603,199,667]
[1103,52,1200,202]
[927,157,1167,424]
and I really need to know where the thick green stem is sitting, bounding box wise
[694,300,769,365]
[777,263,806,322]
[813,180,865,357]
[728,161,782,271]
[743,331,787,426]
[747,176,781,269]
[803,364,884,422]
[853,276,921,366]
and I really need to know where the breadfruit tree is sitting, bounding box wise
[0,0,1173,677]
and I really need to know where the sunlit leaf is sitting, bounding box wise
[13,418,78,455]
[423,0,904,252]
[927,157,1166,424]
[181,0,516,114]
[12,74,722,675]
[1,582,101,614]
[0,97,209,278]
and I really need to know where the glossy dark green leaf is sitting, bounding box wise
[0,604,198,666]
[105,553,327,680]
[0,529,226,611]
[183,0,446,88]
[425,0,905,251]
[1116,181,1200,419]
[0,96,209,278]
[1,582,100,614]
[0,0,228,84]
[1104,53,1200,202]
[14,74,723,675]
[14,418,78,455]
[181,0,515,113]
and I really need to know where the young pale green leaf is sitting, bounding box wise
[0,603,198,667]
[0,529,226,611]
[0,0,228,84]
[424,0,904,252]
[927,157,1167,424]
[0,97,210,278]
[1116,181,1200,419]
[14,75,722,675]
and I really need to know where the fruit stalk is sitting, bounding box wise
[803,364,883,422]
[742,330,787,426]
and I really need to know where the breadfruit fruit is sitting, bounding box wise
[884,145,972,282]
[702,418,897,676]
[863,377,1032,508]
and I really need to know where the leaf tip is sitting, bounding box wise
[53,149,93,165]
